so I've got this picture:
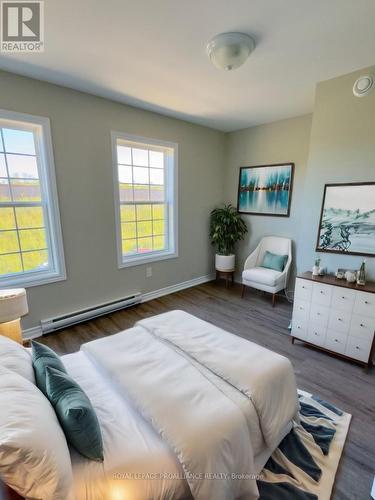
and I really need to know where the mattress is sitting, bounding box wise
[62,350,292,500]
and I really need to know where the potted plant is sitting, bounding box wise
[210,204,248,272]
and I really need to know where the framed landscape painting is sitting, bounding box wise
[316,182,375,257]
[237,163,294,216]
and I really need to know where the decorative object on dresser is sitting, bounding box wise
[241,236,292,306]
[316,182,375,257]
[0,289,28,344]
[291,272,375,371]
[312,257,321,276]
[357,260,366,285]
[237,163,294,216]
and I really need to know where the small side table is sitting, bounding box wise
[216,270,234,288]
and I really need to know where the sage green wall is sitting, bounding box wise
[2,65,374,329]
[0,71,225,329]
[224,115,313,285]
[298,66,375,279]
[224,66,375,286]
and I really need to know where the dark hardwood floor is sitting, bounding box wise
[39,280,375,500]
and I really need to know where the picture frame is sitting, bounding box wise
[316,182,375,257]
[237,163,294,217]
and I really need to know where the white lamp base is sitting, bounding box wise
[0,318,23,344]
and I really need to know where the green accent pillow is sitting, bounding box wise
[31,340,67,396]
[261,251,288,272]
[46,366,104,462]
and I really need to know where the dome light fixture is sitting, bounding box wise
[206,32,255,71]
[353,75,374,97]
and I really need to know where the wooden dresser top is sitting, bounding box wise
[298,271,375,294]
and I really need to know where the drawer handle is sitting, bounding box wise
[341,296,345,299]
[320,291,324,294]
[317,312,321,316]
[334,339,339,342]
[297,326,301,329]
[360,323,364,327]
[338,318,342,321]
[365,301,369,304]
[356,346,360,350]
[302,286,305,289]
[314,332,318,336]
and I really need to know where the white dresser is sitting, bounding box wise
[291,272,375,370]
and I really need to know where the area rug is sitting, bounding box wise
[258,390,351,500]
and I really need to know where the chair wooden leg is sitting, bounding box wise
[241,284,246,298]
[272,293,276,307]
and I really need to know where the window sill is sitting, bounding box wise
[118,250,178,268]
[0,270,67,289]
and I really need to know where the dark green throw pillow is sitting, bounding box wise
[46,366,104,461]
[261,250,288,272]
[31,340,67,396]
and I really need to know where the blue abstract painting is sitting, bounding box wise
[237,163,294,216]
[316,183,375,256]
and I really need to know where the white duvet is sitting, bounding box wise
[77,310,298,500]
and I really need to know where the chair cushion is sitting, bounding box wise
[261,251,288,272]
[242,267,282,287]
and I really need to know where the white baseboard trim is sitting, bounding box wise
[22,273,215,340]
[23,325,43,341]
[141,273,215,303]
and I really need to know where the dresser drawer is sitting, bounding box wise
[345,336,373,362]
[292,319,308,340]
[331,287,356,312]
[325,330,348,355]
[295,278,313,302]
[308,323,326,347]
[349,314,375,341]
[353,291,375,319]
[312,282,332,305]
[293,299,310,321]
[328,308,351,334]
[309,303,330,326]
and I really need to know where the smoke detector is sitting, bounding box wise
[353,75,374,97]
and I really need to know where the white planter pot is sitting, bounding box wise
[215,254,235,272]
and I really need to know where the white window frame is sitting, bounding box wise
[111,131,178,268]
[0,109,66,288]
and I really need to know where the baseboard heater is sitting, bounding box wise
[40,292,142,334]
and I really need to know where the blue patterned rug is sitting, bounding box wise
[258,391,351,500]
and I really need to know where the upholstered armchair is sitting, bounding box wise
[241,236,292,306]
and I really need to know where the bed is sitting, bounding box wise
[1,310,299,500]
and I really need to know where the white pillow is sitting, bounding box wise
[0,335,35,383]
[0,365,74,500]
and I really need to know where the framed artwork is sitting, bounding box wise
[237,163,294,217]
[316,182,375,257]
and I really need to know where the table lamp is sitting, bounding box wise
[0,289,29,344]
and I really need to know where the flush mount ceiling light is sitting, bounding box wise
[353,75,374,97]
[206,32,255,71]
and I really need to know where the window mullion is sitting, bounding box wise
[1,128,25,272]
[114,133,176,266]
[0,112,65,287]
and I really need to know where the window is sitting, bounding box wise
[0,109,65,287]
[112,132,178,267]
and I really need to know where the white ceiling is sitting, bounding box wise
[1,0,375,131]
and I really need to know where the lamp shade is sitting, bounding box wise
[0,289,28,323]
